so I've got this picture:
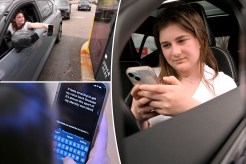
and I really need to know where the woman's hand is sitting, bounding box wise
[138,76,200,116]
[86,112,109,164]
[63,113,108,164]
[131,84,158,129]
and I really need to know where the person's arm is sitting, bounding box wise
[27,22,49,29]
[86,113,109,164]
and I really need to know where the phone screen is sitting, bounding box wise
[47,24,53,36]
[53,83,107,164]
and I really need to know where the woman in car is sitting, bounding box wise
[8,10,49,34]
[130,2,237,129]
[0,83,109,164]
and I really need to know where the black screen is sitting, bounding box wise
[54,83,107,141]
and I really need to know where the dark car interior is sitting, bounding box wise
[112,0,246,163]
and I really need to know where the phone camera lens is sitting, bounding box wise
[128,73,134,77]
[135,76,140,81]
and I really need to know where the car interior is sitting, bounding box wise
[120,1,240,106]
[117,0,242,138]
[112,0,246,163]
[118,0,242,128]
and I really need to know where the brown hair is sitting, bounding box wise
[11,10,25,31]
[153,2,218,93]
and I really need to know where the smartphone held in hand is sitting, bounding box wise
[126,66,159,85]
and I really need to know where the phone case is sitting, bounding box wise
[126,66,159,85]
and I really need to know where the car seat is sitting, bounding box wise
[228,26,240,74]
[190,3,239,85]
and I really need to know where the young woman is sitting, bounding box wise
[8,10,49,34]
[130,2,237,129]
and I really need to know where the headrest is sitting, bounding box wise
[189,3,216,46]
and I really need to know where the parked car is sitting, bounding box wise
[54,0,71,19]
[0,0,62,81]
[112,0,246,163]
[78,0,91,11]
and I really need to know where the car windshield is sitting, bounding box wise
[55,0,69,6]
[0,2,9,16]
[80,0,89,4]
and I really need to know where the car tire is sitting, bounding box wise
[55,24,62,43]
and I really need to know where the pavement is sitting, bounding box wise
[80,41,95,81]
[74,0,96,81]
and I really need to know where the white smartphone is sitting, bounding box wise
[126,66,159,85]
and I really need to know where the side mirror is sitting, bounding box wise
[11,30,39,52]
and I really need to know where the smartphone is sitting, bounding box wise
[126,66,159,85]
[52,82,108,164]
[47,24,53,36]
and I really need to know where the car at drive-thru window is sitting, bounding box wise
[112,0,246,163]
[0,0,62,81]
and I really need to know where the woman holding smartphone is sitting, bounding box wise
[130,2,237,129]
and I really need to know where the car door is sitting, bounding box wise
[33,0,62,80]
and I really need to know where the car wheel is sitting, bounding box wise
[55,24,62,43]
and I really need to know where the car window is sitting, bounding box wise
[132,33,157,59]
[215,36,230,49]
[0,31,12,59]
[37,0,53,20]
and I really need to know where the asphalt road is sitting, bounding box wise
[38,3,96,81]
